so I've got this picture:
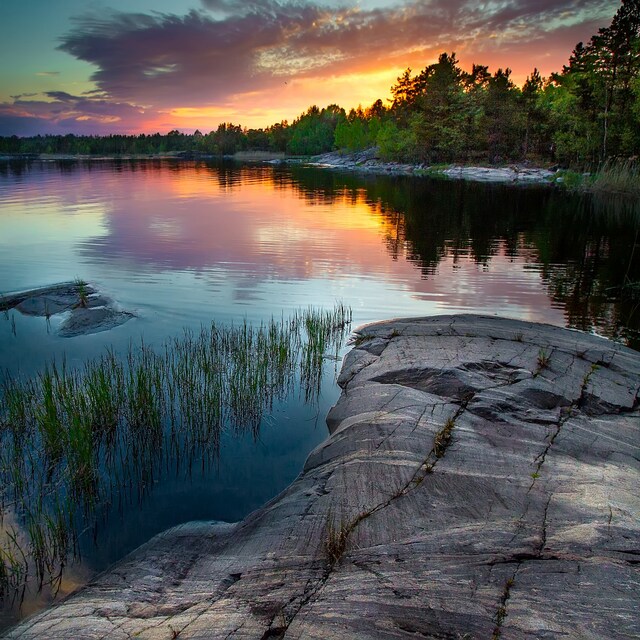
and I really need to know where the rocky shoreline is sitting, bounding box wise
[4,315,638,639]
[2,151,564,186]
[307,149,560,184]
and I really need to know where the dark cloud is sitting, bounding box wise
[45,91,77,102]
[56,0,615,108]
[58,6,327,107]
[10,93,39,100]
[0,92,165,136]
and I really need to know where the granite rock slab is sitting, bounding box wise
[308,151,557,183]
[4,315,638,639]
[442,165,555,183]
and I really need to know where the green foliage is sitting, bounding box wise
[211,123,246,155]
[521,68,545,158]
[483,68,525,162]
[411,53,469,162]
[553,169,590,190]
[334,105,386,153]
[334,117,366,152]
[264,121,291,152]
[376,120,417,161]
[553,0,640,165]
[287,104,345,156]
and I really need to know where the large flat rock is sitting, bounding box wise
[4,315,639,639]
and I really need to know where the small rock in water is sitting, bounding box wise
[16,294,79,316]
[59,307,134,337]
[2,282,133,337]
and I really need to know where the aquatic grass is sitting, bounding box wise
[0,528,28,602]
[551,169,588,190]
[0,304,351,600]
[83,352,122,441]
[35,366,64,474]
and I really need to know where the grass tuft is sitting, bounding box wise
[324,512,350,566]
[72,278,90,309]
[492,577,515,639]
[536,348,551,374]
[433,418,455,459]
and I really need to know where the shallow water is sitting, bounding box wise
[0,159,638,628]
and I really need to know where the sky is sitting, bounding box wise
[0,0,619,136]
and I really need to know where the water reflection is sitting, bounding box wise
[77,164,402,285]
[1,159,638,629]
[284,166,640,346]
[1,160,638,348]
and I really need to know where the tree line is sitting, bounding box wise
[1,0,638,169]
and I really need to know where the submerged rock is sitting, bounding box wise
[4,315,639,639]
[2,282,94,315]
[58,307,135,337]
[1,282,133,337]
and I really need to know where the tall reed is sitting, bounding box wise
[591,158,640,197]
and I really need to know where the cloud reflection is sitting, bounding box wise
[2,160,636,342]
[70,162,567,326]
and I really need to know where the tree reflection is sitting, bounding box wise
[284,167,640,348]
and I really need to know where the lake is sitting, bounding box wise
[0,159,638,629]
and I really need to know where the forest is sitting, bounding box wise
[1,0,638,170]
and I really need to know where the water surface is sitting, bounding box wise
[0,159,638,628]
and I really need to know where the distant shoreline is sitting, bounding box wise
[0,149,561,185]
[0,151,217,162]
[5,150,634,195]
[304,149,561,184]
[0,150,286,162]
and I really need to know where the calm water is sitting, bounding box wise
[0,160,638,627]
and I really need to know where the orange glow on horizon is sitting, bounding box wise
[108,52,569,135]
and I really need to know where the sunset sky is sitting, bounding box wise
[0,0,618,136]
